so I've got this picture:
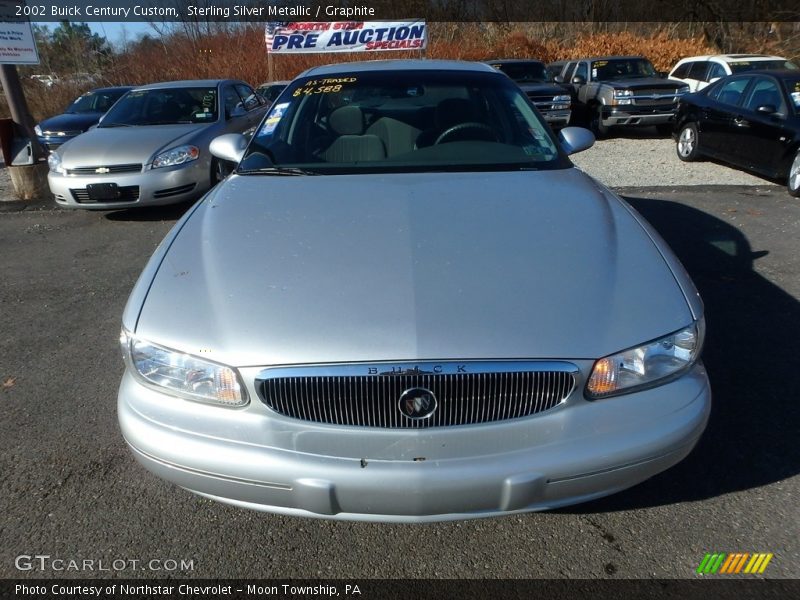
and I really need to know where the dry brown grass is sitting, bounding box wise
[0,23,787,123]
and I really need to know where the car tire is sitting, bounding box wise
[590,105,609,139]
[676,123,701,162]
[788,151,800,197]
[211,158,232,186]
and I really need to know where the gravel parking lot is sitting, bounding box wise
[0,134,797,583]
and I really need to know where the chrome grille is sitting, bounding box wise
[630,88,682,107]
[67,163,142,175]
[257,362,576,428]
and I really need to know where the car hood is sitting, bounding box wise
[134,169,693,367]
[38,112,101,133]
[58,123,208,166]
[517,82,569,95]
[603,78,685,90]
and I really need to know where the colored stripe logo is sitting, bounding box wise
[697,553,773,574]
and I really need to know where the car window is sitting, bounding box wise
[98,87,219,125]
[574,62,588,81]
[783,75,800,114]
[729,59,797,73]
[743,77,786,114]
[711,77,751,106]
[241,69,567,175]
[235,84,262,110]
[687,61,709,81]
[671,62,691,79]
[707,63,727,81]
[223,86,243,117]
[490,62,548,83]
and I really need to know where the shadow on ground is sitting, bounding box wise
[103,199,196,222]
[561,195,800,512]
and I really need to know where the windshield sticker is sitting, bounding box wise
[592,68,598,78]
[202,92,216,108]
[792,91,800,108]
[259,101,290,136]
[592,61,608,68]
[194,112,213,119]
[292,77,357,97]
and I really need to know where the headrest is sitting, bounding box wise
[329,105,364,136]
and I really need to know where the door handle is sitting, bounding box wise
[733,116,749,127]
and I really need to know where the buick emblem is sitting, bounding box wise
[398,387,437,420]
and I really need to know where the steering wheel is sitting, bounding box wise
[434,122,499,145]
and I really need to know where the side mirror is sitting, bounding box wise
[657,71,669,78]
[210,133,248,164]
[559,126,595,155]
[572,75,586,85]
[756,104,777,115]
[227,105,247,120]
[554,75,564,83]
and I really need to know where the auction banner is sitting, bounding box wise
[265,20,427,54]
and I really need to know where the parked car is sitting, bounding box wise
[47,79,269,209]
[34,86,133,152]
[118,60,710,522]
[486,59,571,128]
[255,80,289,104]
[668,54,798,93]
[674,69,800,196]
[555,56,689,137]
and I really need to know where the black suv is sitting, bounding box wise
[486,59,572,128]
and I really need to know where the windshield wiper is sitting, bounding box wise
[237,166,321,176]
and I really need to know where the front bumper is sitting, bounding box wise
[48,158,211,209]
[38,135,77,153]
[118,362,711,522]
[602,106,677,127]
[541,110,571,128]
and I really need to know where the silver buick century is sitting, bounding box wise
[118,60,711,522]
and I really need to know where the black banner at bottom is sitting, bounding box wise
[2,579,798,600]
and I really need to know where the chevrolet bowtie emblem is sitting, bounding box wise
[95,167,110,174]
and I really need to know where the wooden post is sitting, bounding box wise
[0,63,49,201]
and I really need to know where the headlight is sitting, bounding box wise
[552,94,571,109]
[121,330,247,407]
[586,321,704,399]
[612,89,633,106]
[151,145,200,169]
[34,124,43,136]
[47,152,65,174]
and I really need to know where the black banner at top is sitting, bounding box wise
[5,0,800,22]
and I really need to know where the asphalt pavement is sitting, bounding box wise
[0,185,798,580]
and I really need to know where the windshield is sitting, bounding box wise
[730,60,798,73]
[783,76,800,114]
[240,70,565,175]
[66,89,127,114]
[592,59,657,80]
[99,87,218,126]
[491,62,549,83]
[258,83,287,102]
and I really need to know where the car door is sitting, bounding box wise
[734,75,791,176]
[699,75,753,159]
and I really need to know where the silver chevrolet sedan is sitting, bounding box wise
[118,60,711,522]
[47,79,268,209]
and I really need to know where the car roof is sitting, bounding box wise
[484,59,545,65]
[257,80,290,87]
[569,56,649,62]
[676,54,788,63]
[300,59,498,77]
[130,79,240,90]
[725,68,799,77]
[86,86,134,93]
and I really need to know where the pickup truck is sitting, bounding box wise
[555,56,689,137]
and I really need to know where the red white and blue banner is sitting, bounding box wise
[265,20,427,54]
